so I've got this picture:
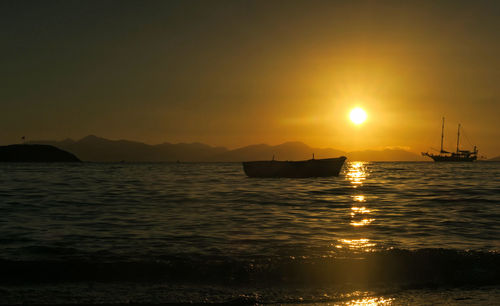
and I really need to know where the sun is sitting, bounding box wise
[349,107,367,125]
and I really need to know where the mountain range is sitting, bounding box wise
[30,135,427,162]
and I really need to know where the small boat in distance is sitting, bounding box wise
[422,117,478,162]
[243,156,347,178]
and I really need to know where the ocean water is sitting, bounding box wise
[0,161,499,304]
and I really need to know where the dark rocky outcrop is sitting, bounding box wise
[0,144,81,162]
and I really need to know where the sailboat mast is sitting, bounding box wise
[440,117,445,152]
[456,123,461,153]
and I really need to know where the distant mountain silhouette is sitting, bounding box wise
[0,144,80,162]
[31,135,227,162]
[208,141,345,162]
[347,149,426,161]
[30,136,425,162]
[489,155,500,161]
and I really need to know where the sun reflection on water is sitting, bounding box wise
[350,219,375,227]
[351,206,371,214]
[345,162,374,227]
[346,161,368,188]
[344,297,394,305]
[350,206,374,227]
[353,195,366,202]
[333,161,377,252]
[335,238,377,252]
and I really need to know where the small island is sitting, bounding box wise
[0,144,81,162]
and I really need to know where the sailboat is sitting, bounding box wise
[422,117,478,162]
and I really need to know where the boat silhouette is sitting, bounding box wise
[243,155,347,178]
[422,117,478,162]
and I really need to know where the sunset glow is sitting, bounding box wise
[2,2,500,305]
[350,108,367,125]
[1,2,499,158]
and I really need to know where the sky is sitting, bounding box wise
[1,0,499,156]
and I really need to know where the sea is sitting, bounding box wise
[0,161,499,305]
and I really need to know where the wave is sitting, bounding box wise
[2,249,499,289]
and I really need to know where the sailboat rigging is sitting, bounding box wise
[422,117,478,162]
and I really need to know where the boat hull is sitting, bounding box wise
[242,157,347,178]
[427,155,476,162]
[422,152,477,162]
[422,118,478,162]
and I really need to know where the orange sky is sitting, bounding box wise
[1,1,499,156]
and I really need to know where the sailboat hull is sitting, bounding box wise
[427,155,476,162]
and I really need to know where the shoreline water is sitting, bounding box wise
[1,161,499,304]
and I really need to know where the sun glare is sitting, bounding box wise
[350,107,367,125]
